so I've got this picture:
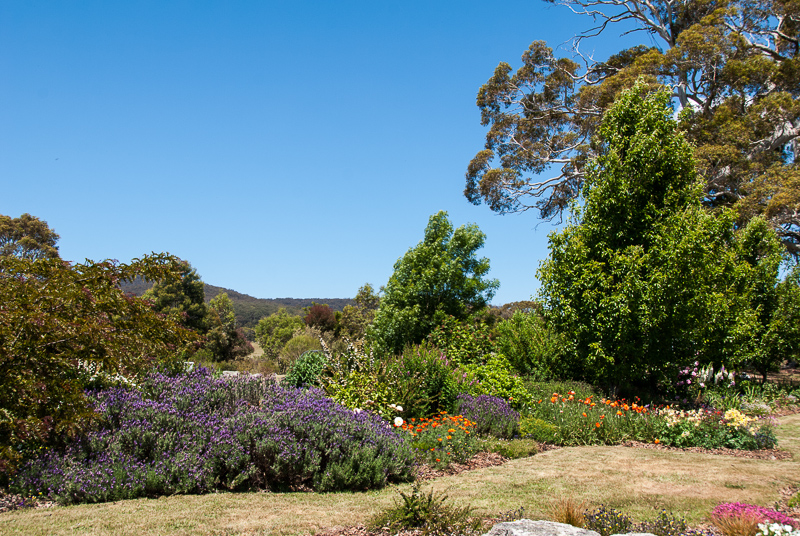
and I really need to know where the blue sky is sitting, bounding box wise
[1,1,643,304]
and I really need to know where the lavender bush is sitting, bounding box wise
[10,367,414,504]
[455,394,519,439]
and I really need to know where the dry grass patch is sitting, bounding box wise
[2,414,799,536]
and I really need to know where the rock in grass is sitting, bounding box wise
[483,520,657,536]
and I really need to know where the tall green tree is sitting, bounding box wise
[0,213,60,260]
[538,82,788,393]
[203,292,253,362]
[254,308,304,360]
[0,253,197,474]
[369,211,499,355]
[143,261,208,333]
[339,283,380,340]
[466,0,799,256]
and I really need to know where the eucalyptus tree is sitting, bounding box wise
[466,0,799,255]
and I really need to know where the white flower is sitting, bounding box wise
[394,417,404,427]
[353,408,362,414]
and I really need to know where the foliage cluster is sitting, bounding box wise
[538,82,799,394]
[0,253,197,476]
[10,367,414,503]
[284,350,328,388]
[455,353,531,409]
[369,211,499,355]
[369,482,483,536]
[427,315,496,365]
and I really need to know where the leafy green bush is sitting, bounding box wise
[279,332,322,372]
[319,341,425,420]
[369,482,483,536]
[456,353,531,409]
[427,315,496,365]
[519,416,560,443]
[495,311,565,378]
[396,344,460,418]
[284,350,327,388]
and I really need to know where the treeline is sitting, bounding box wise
[121,277,353,329]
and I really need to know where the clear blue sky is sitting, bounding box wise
[1,1,642,304]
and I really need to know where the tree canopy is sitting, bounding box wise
[0,213,60,260]
[369,211,499,354]
[0,253,197,472]
[143,261,208,333]
[538,82,792,393]
[466,0,799,256]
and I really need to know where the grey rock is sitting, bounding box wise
[483,520,600,536]
[483,521,657,536]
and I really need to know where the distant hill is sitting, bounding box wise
[120,277,353,328]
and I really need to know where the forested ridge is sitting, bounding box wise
[120,277,353,328]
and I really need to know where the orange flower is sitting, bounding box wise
[436,458,441,462]
[596,422,601,428]
[600,415,605,419]
[616,411,623,416]
[447,435,452,439]
[437,438,442,442]
[582,412,587,417]
[654,439,660,444]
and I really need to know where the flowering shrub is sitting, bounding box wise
[525,391,658,445]
[584,505,633,536]
[396,412,478,468]
[713,503,799,529]
[455,394,519,439]
[654,408,777,450]
[11,368,414,504]
[759,523,800,536]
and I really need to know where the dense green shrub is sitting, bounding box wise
[538,83,789,395]
[495,311,564,378]
[396,344,460,417]
[284,350,328,388]
[368,211,498,355]
[456,353,531,409]
[427,315,496,365]
[519,416,560,443]
[280,331,322,372]
[320,341,427,420]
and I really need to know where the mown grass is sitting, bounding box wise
[2,414,799,536]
